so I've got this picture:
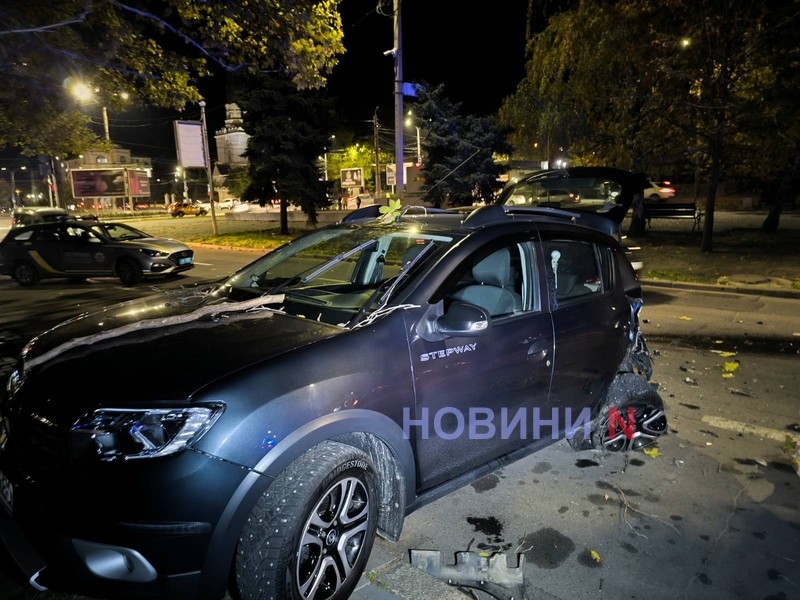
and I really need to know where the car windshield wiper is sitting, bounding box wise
[263,238,379,296]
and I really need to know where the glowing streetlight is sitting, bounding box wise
[1,165,27,206]
[69,81,129,141]
[405,111,421,165]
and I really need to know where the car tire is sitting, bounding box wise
[11,260,40,286]
[591,372,667,452]
[116,259,143,286]
[235,440,378,600]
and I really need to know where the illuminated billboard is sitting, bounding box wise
[69,169,151,198]
[70,169,127,197]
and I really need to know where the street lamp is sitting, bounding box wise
[405,111,421,165]
[2,165,27,206]
[175,166,187,202]
[69,81,129,142]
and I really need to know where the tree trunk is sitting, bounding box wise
[762,150,799,232]
[762,198,784,233]
[700,162,718,253]
[279,198,289,235]
[626,192,647,238]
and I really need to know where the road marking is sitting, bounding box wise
[701,415,800,444]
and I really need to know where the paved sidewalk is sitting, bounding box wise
[352,538,471,600]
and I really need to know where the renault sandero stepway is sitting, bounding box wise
[0,167,666,600]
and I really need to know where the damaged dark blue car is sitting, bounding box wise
[0,167,666,600]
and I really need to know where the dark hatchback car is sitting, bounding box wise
[0,220,194,286]
[10,206,100,229]
[0,167,666,600]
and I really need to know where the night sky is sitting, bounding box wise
[3,1,530,184]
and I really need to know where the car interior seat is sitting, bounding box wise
[551,246,595,300]
[451,248,522,317]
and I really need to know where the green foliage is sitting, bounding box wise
[235,72,338,231]
[413,84,511,207]
[502,0,800,239]
[222,166,251,199]
[501,0,684,174]
[0,0,345,156]
[326,144,392,193]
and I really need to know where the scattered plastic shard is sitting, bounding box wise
[643,447,661,458]
[409,549,527,600]
[721,361,739,373]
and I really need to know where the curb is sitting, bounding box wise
[640,277,800,299]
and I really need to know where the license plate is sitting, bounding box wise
[179,257,193,265]
[0,469,13,514]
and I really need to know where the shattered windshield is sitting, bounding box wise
[220,226,455,327]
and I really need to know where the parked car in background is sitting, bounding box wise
[0,221,194,286]
[644,180,677,201]
[169,202,207,217]
[10,206,97,229]
[0,167,665,600]
[496,169,646,272]
[218,198,241,210]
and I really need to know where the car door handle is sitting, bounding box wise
[526,340,550,363]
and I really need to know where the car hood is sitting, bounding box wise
[496,166,649,225]
[18,287,343,400]
[118,236,191,251]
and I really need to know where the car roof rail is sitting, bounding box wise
[461,204,619,237]
[461,204,581,230]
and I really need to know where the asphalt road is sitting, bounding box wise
[0,213,798,600]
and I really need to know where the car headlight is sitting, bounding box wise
[71,406,223,461]
[139,248,169,257]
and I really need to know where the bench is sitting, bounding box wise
[643,201,702,232]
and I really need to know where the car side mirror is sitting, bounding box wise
[435,301,490,336]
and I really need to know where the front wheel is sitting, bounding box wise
[236,440,378,600]
[116,258,143,286]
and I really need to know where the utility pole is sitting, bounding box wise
[373,110,382,200]
[102,106,110,141]
[393,0,404,197]
[199,101,219,236]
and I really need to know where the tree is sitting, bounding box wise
[0,0,345,156]
[502,0,800,246]
[236,72,338,233]
[501,0,686,237]
[655,0,800,250]
[413,84,511,207]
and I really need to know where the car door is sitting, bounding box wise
[540,234,630,426]
[59,224,112,275]
[28,225,69,272]
[408,236,556,491]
